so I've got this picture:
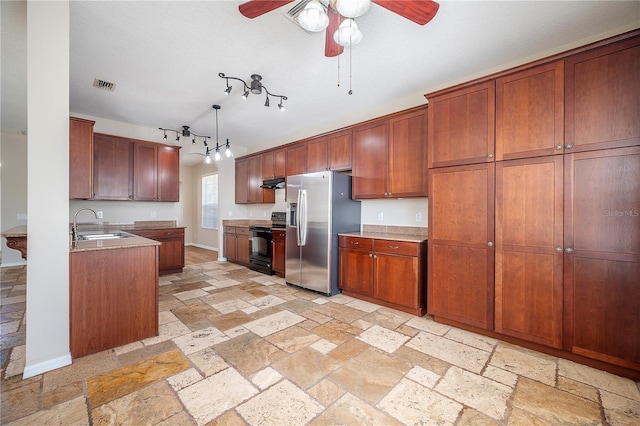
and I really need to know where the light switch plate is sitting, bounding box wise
[377,212,384,221]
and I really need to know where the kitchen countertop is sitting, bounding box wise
[339,231,427,243]
[222,219,272,227]
[0,225,27,238]
[70,231,161,253]
[70,221,175,253]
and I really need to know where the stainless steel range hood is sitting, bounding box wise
[260,177,285,189]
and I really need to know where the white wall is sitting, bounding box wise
[0,130,28,266]
[361,198,428,228]
[23,1,71,378]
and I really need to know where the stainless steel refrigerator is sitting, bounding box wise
[286,171,361,296]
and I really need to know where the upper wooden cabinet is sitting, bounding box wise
[307,130,352,173]
[286,142,307,176]
[565,36,640,153]
[496,61,565,160]
[262,148,286,179]
[69,117,95,199]
[133,143,158,201]
[353,107,427,199]
[428,81,495,168]
[157,145,180,202]
[93,134,133,200]
[235,155,274,204]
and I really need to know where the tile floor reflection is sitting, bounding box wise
[1,247,639,425]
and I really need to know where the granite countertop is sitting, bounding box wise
[75,220,184,233]
[0,225,27,238]
[222,220,272,227]
[339,225,428,243]
[70,231,161,253]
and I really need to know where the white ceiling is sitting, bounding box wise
[2,1,639,162]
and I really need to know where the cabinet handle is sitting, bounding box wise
[487,153,493,158]
[350,241,359,245]
[368,253,372,257]
[555,145,563,150]
[565,144,573,149]
[388,245,399,249]
[487,242,493,247]
[555,247,563,252]
[565,247,573,253]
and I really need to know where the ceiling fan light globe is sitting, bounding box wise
[299,0,329,32]
[335,0,371,18]
[333,18,363,47]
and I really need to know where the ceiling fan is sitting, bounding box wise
[238,0,440,57]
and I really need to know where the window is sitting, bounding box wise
[202,174,218,229]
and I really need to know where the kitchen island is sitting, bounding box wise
[70,231,160,358]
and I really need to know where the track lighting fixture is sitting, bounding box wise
[219,72,288,111]
[159,105,232,164]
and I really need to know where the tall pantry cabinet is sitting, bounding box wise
[427,31,640,375]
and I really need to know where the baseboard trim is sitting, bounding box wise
[23,353,72,379]
[188,243,218,252]
[1,260,27,268]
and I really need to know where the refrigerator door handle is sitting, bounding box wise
[296,189,302,246]
[299,189,307,246]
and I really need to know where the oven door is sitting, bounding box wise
[249,226,273,275]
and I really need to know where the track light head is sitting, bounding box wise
[219,72,287,111]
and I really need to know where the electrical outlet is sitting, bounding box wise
[263,211,267,217]
[16,213,27,220]
[415,212,422,222]
[150,211,156,218]
[377,212,384,221]
[249,211,253,217]
[229,210,233,217]
[96,211,103,219]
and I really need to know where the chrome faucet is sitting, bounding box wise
[72,207,98,241]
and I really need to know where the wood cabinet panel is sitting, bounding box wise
[565,37,640,152]
[388,108,428,197]
[224,226,250,265]
[133,143,158,201]
[496,61,565,160]
[328,130,352,171]
[374,253,420,309]
[70,246,158,358]
[495,156,564,348]
[306,136,329,173]
[428,81,495,168]
[339,247,374,297]
[272,229,286,277]
[157,145,180,201]
[129,228,185,275]
[93,134,133,200]
[428,163,494,329]
[352,120,389,198]
[273,148,286,178]
[235,158,249,204]
[564,146,640,369]
[236,156,274,204]
[286,143,307,176]
[69,117,95,199]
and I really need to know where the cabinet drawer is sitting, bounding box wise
[339,236,373,250]
[131,228,184,241]
[373,239,419,256]
[273,230,286,240]
[235,227,250,236]
[224,226,236,234]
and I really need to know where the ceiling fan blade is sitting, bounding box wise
[325,7,344,57]
[372,0,439,25]
[238,0,295,19]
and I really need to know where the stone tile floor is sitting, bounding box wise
[1,247,639,425]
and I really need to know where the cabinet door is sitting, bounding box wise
[388,108,427,197]
[496,61,564,160]
[93,134,133,200]
[564,146,640,369]
[235,159,249,204]
[495,156,564,348]
[286,143,307,176]
[428,81,495,168]
[158,235,184,273]
[224,228,237,261]
[262,151,275,179]
[272,231,286,276]
[328,130,352,171]
[248,155,272,203]
[236,233,250,265]
[339,248,374,296]
[273,148,286,178]
[374,252,419,309]
[158,145,180,202]
[133,143,158,201]
[428,163,495,330]
[352,120,389,199]
[69,117,95,199]
[306,136,329,172]
[565,37,640,153]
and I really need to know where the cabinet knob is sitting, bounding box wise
[555,247,563,252]
[487,241,493,247]
[565,247,573,253]
[487,153,493,158]
[368,253,373,258]
[565,144,573,149]
[555,145,563,150]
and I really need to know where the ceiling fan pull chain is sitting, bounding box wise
[337,50,341,88]
[348,39,353,95]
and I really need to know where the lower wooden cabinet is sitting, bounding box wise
[70,245,158,358]
[272,229,286,277]
[339,235,427,315]
[224,226,250,265]
[129,228,185,275]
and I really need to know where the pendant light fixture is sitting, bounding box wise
[208,104,232,164]
[333,18,363,47]
[298,0,329,32]
[219,73,288,111]
[335,0,371,18]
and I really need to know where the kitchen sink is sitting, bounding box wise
[77,232,132,241]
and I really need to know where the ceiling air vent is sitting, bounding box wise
[93,78,116,92]
[283,0,316,33]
